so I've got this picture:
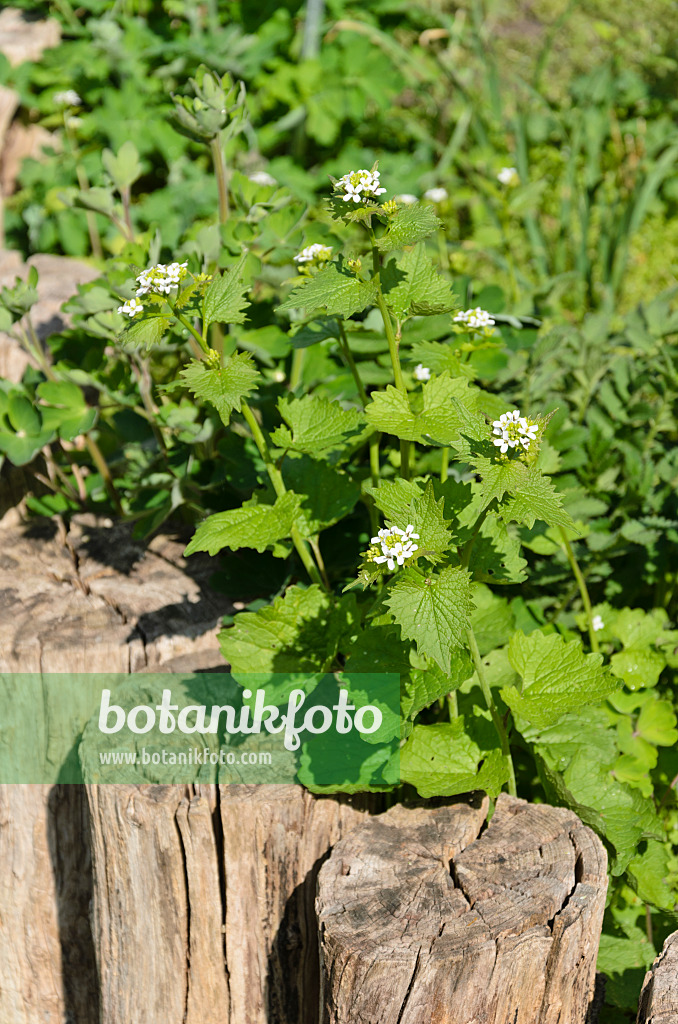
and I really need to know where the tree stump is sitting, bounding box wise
[85,782,372,1024]
[316,793,608,1024]
[637,930,678,1023]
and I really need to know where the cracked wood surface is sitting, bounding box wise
[316,794,608,1024]
[86,782,371,1024]
[0,513,232,1023]
[637,930,678,1024]
[0,513,232,672]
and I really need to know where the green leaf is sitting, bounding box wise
[404,480,454,560]
[102,140,142,191]
[472,456,529,511]
[7,393,41,435]
[344,626,411,675]
[386,566,473,672]
[597,931,656,1011]
[177,353,261,424]
[375,204,441,252]
[218,585,356,673]
[500,471,576,531]
[36,381,96,440]
[469,585,516,655]
[382,243,456,320]
[122,314,170,349]
[365,373,483,447]
[627,840,676,910]
[610,649,665,690]
[203,257,250,327]
[184,492,299,556]
[278,262,378,319]
[270,395,368,458]
[364,478,422,521]
[612,608,669,649]
[467,513,527,585]
[636,699,678,746]
[281,456,361,537]
[503,630,618,728]
[400,716,509,798]
[402,652,473,720]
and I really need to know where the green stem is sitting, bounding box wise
[170,303,210,354]
[84,435,124,516]
[337,320,368,406]
[240,400,324,588]
[467,625,517,797]
[559,528,599,653]
[446,690,458,719]
[440,448,449,483]
[290,347,305,389]
[370,239,411,481]
[210,137,230,225]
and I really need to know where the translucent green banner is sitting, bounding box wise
[0,673,400,789]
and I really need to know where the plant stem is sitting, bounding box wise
[440,447,449,483]
[559,527,599,652]
[447,690,458,719]
[170,303,211,355]
[84,434,124,515]
[337,320,368,406]
[467,625,517,797]
[210,137,230,224]
[289,347,305,389]
[240,400,324,587]
[370,238,411,480]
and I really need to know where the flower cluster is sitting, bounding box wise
[117,297,143,318]
[370,525,420,571]
[497,167,519,187]
[592,615,605,632]
[135,262,188,297]
[492,409,538,455]
[424,187,448,203]
[54,89,82,107]
[453,307,495,330]
[294,243,333,266]
[413,363,431,382]
[335,168,386,204]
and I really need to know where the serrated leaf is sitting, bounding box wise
[400,717,509,798]
[177,353,260,424]
[469,585,516,656]
[278,262,378,319]
[218,585,355,673]
[403,480,454,560]
[382,243,456,320]
[365,373,483,447]
[386,566,473,672]
[121,314,170,349]
[403,652,473,720]
[501,471,576,531]
[270,395,368,458]
[504,630,618,727]
[375,203,441,252]
[536,744,660,873]
[281,455,361,537]
[185,492,299,556]
[471,456,529,511]
[468,513,527,585]
[203,257,250,327]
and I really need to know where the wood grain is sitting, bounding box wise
[316,794,608,1024]
[637,930,678,1024]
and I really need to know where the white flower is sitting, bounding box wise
[413,363,431,382]
[370,524,420,571]
[135,261,188,297]
[424,187,448,202]
[497,167,519,186]
[492,408,539,454]
[394,193,417,205]
[454,307,496,330]
[294,243,333,264]
[66,116,83,130]
[335,168,387,204]
[54,89,82,107]
[117,297,143,318]
[592,615,605,632]
[248,170,277,186]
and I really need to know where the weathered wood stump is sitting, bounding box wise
[85,782,371,1024]
[316,794,608,1024]
[637,930,678,1023]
